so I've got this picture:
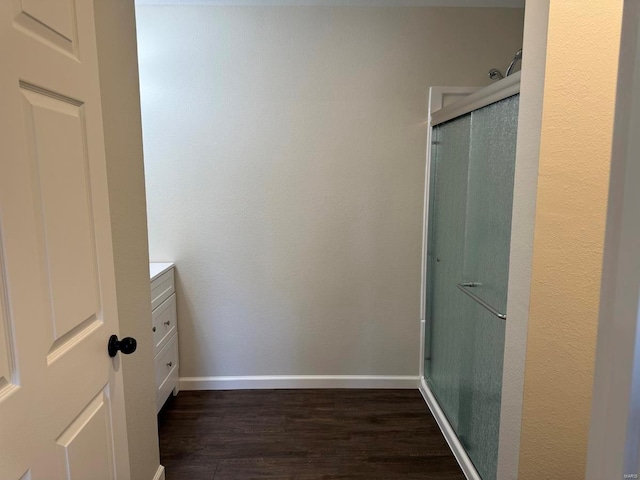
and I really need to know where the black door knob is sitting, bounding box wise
[108,335,137,358]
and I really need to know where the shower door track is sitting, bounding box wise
[431,71,521,127]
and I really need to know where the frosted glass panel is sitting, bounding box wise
[424,94,519,480]
[457,305,505,480]
[463,95,520,314]
[424,114,471,432]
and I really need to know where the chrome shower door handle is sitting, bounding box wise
[456,283,507,320]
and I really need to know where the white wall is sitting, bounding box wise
[136,6,524,380]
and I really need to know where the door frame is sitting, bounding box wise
[586,2,640,478]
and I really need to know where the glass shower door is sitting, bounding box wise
[424,95,519,480]
[424,114,472,434]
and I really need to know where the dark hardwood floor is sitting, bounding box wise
[158,389,465,480]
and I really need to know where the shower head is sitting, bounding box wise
[488,68,504,81]
[505,48,523,77]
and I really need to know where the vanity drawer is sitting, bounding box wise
[151,268,174,310]
[155,334,178,389]
[152,293,177,355]
[155,334,179,412]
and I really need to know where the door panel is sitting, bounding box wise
[0,0,130,478]
[21,86,101,355]
[55,390,114,480]
[0,244,15,392]
[12,0,78,57]
[20,0,75,40]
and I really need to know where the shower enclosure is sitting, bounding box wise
[421,75,520,480]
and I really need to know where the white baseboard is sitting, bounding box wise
[152,465,165,480]
[180,375,420,390]
[418,377,480,480]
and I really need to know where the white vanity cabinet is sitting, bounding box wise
[150,263,179,412]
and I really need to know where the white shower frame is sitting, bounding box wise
[418,72,521,480]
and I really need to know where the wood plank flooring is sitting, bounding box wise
[158,389,465,480]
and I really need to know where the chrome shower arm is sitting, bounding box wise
[505,48,523,77]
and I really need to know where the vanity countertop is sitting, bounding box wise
[150,262,175,281]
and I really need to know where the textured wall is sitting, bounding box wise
[518,1,623,478]
[94,1,161,479]
[136,6,524,378]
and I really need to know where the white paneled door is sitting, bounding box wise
[0,1,131,479]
